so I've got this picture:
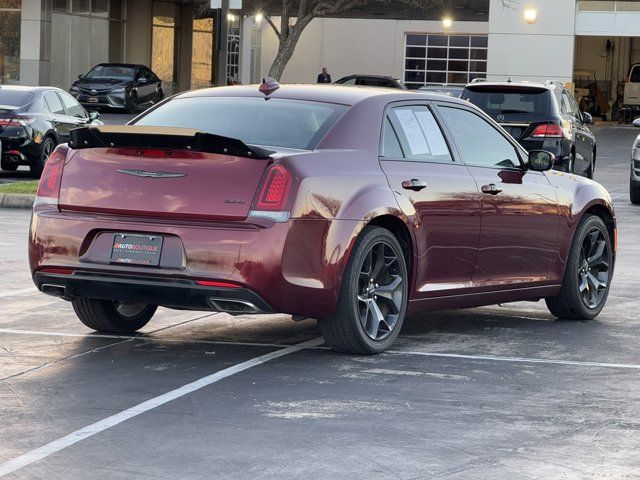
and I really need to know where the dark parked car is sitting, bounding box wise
[630,117,640,204]
[418,84,464,97]
[30,81,615,354]
[334,75,405,89]
[0,86,101,176]
[461,81,597,178]
[70,63,163,113]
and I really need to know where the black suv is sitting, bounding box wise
[461,81,596,178]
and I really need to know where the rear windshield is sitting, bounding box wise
[461,87,551,115]
[134,97,348,150]
[86,65,135,80]
[0,90,34,108]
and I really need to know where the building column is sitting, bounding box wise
[177,2,193,92]
[239,16,252,84]
[20,0,51,86]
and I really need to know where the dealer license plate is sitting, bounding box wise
[111,234,163,267]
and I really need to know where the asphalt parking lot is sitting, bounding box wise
[1,124,640,479]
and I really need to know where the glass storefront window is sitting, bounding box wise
[0,1,21,84]
[152,3,179,86]
[404,34,488,89]
[53,0,70,11]
[72,0,90,13]
[192,17,214,89]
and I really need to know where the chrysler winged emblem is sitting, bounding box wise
[90,89,97,94]
[117,169,187,178]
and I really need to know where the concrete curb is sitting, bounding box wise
[0,193,35,209]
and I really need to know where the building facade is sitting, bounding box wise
[4,0,640,106]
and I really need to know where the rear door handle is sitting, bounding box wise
[481,183,503,195]
[402,179,427,191]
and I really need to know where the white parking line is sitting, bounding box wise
[0,337,323,477]
[0,288,38,299]
[388,350,640,370]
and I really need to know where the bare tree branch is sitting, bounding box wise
[264,14,280,38]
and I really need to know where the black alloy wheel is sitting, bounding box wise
[577,227,611,309]
[357,242,404,341]
[319,226,408,354]
[546,214,613,320]
[30,136,56,177]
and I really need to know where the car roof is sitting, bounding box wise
[177,84,470,106]
[463,81,556,90]
[0,85,64,94]
[92,63,147,69]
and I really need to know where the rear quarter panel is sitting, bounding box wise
[545,170,616,279]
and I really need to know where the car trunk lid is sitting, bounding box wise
[58,126,273,221]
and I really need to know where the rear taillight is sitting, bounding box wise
[34,146,68,208]
[625,75,630,83]
[249,164,293,222]
[531,123,564,138]
[0,116,35,127]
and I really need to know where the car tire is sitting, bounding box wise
[29,136,56,178]
[631,179,640,204]
[0,159,18,171]
[318,226,408,354]
[126,93,137,114]
[72,298,157,333]
[545,214,613,320]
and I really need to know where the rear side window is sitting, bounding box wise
[0,90,34,108]
[630,66,640,83]
[461,87,551,115]
[381,117,403,157]
[135,97,347,150]
[43,91,65,114]
[385,105,452,163]
[439,106,521,169]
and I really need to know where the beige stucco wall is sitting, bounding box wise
[487,0,576,84]
[260,17,489,84]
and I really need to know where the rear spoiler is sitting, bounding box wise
[68,125,273,159]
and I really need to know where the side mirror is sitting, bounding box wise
[88,111,100,122]
[633,118,640,128]
[138,77,148,85]
[581,112,593,124]
[78,74,84,80]
[528,150,555,172]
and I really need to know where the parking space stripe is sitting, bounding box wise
[0,337,323,478]
[0,288,38,299]
[388,350,640,370]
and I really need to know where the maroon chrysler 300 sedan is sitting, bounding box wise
[29,81,616,354]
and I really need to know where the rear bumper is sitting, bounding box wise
[33,270,274,314]
[29,207,362,320]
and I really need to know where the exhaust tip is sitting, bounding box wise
[208,298,261,315]
[40,284,67,298]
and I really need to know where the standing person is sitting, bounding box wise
[317,67,332,84]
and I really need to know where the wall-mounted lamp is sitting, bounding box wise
[442,17,453,29]
[524,8,537,24]
[254,12,263,23]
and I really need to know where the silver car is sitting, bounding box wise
[632,118,640,204]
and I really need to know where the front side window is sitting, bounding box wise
[59,91,87,118]
[386,105,452,163]
[439,106,521,169]
[135,97,347,150]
